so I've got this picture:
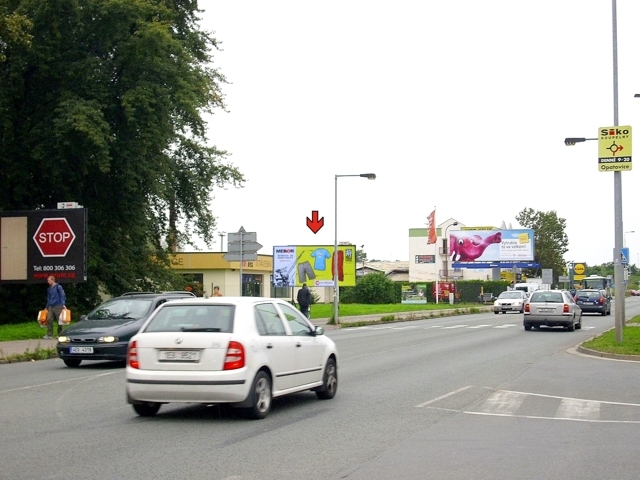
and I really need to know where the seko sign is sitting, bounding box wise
[0,208,87,284]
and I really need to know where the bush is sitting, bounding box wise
[353,273,399,304]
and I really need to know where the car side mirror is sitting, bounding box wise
[314,326,324,336]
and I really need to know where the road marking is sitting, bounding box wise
[419,387,640,424]
[415,385,474,408]
[0,371,119,394]
[494,324,517,329]
[442,325,468,329]
[468,325,491,329]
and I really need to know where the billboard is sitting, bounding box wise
[449,229,534,262]
[273,245,356,287]
[1,208,87,284]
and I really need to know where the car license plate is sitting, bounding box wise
[538,308,554,313]
[159,350,200,362]
[70,346,93,354]
[584,302,594,305]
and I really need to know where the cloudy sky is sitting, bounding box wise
[196,1,640,268]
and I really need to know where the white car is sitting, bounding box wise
[126,297,338,419]
[493,290,527,314]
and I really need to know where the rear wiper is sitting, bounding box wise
[181,327,221,332]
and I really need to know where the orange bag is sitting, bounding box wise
[58,309,71,325]
[37,310,48,328]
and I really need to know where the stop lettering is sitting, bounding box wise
[33,218,76,257]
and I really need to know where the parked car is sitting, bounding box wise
[125,297,338,419]
[574,289,611,316]
[56,291,196,367]
[493,290,527,314]
[523,290,582,331]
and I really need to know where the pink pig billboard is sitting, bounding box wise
[449,229,534,262]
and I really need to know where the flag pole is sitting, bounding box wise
[434,206,438,304]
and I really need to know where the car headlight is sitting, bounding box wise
[98,336,119,343]
[58,336,71,343]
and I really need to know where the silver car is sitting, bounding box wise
[523,290,582,331]
[493,290,527,314]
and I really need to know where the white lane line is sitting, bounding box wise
[468,325,492,329]
[415,385,474,408]
[494,324,517,329]
[442,325,468,329]
[1,371,119,394]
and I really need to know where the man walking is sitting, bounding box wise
[297,283,312,319]
[44,276,66,339]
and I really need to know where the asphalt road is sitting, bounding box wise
[2,299,640,480]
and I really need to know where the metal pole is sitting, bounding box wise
[612,0,625,342]
[333,175,339,324]
[218,232,226,252]
[240,230,244,297]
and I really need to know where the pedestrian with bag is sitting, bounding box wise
[296,283,312,319]
[44,275,66,339]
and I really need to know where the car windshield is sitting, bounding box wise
[530,292,564,303]
[498,292,523,299]
[87,298,153,320]
[144,305,235,333]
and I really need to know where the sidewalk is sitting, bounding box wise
[0,306,492,360]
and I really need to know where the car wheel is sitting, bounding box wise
[133,402,161,417]
[245,371,272,419]
[494,311,499,315]
[567,318,575,332]
[524,324,532,331]
[63,358,82,367]
[316,357,338,400]
[576,314,582,330]
[601,308,606,316]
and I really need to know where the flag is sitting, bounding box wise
[427,210,437,245]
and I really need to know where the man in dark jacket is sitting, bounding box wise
[296,283,312,318]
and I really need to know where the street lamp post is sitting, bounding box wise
[564,0,625,343]
[624,230,634,247]
[333,173,376,324]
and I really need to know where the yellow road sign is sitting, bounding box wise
[573,263,586,275]
[598,125,632,172]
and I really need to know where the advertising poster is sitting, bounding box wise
[449,229,534,262]
[272,245,356,287]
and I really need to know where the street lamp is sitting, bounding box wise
[360,244,365,276]
[564,0,625,343]
[218,232,226,252]
[333,173,376,324]
[624,230,634,247]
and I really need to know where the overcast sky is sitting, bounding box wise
[196,1,640,268]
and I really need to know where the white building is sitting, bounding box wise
[408,218,496,282]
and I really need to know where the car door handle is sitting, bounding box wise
[296,342,301,348]
[266,344,273,349]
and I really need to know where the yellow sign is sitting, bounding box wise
[598,125,632,172]
[574,275,586,281]
[573,263,586,275]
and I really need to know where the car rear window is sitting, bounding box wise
[530,292,564,303]
[577,291,601,299]
[143,305,235,333]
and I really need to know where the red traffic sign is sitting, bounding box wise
[33,217,76,257]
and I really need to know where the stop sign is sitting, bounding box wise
[33,217,76,257]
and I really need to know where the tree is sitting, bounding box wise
[0,2,32,62]
[515,208,569,282]
[0,0,244,318]
[355,248,368,263]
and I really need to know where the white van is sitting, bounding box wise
[513,283,540,297]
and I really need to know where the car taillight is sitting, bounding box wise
[563,304,570,313]
[599,297,605,304]
[223,341,245,370]
[128,340,139,369]
[524,304,530,313]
